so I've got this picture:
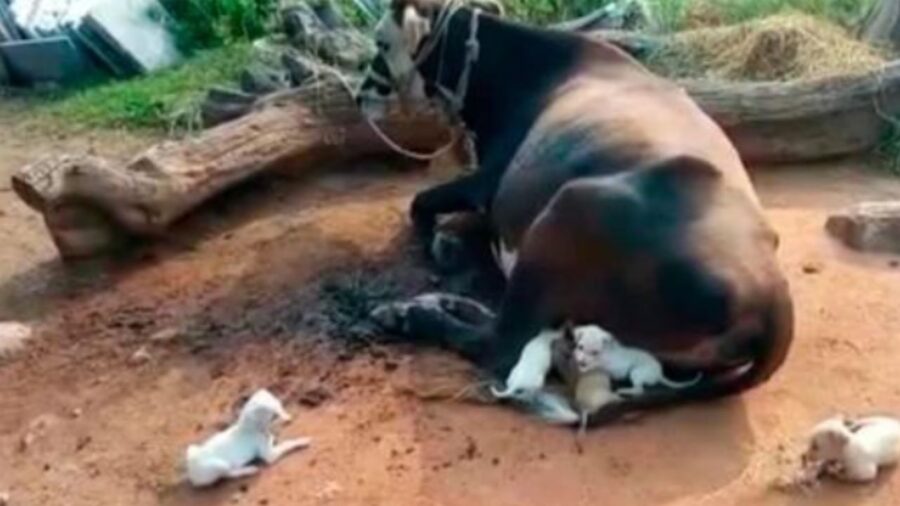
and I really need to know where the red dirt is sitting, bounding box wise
[1,116,900,505]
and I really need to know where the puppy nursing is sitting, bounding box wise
[803,415,900,483]
[186,389,311,487]
[572,325,701,397]
[491,329,561,400]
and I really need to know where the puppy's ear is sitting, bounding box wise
[825,429,850,449]
[275,404,292,423]
[562,321,575,343]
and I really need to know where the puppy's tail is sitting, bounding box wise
[587,284,794,426]
[489,385,516,399]
[659,372,703,389]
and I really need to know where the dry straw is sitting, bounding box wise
[648,13,889,81]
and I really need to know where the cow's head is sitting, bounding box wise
[355,0,501,119]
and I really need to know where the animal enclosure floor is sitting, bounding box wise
[1,113,900,506]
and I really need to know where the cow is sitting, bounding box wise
[355,0,794,424]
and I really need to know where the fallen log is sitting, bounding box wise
[13,50,900,259]
[590,30,900,164]
[11,80,454,259]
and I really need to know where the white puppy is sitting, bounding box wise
[804,415,900,483]
[186,389,311,487]
[491,329,561,400]
[572,325,701,397]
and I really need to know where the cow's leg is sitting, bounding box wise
[410,172,486,239]
[431,212,496,273]
[371,293,494,354]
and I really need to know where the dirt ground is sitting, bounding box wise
[1,105,900,506]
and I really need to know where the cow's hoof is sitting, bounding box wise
[370,293,494,345]
[370,294,453,340]
[370,301,414,334]
[430,231,470,272]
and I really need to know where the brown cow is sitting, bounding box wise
[356,0,793,425]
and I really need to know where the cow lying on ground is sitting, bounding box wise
[355,0,794,424]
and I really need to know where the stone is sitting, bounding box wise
[281,52,315,86]
[826,201,900,254]
[312,0,349,30]
[239,66,291,96]
[0,490,9,506]
[201,87,256,127]
[801,262,823,274]
[305,29,374,70]
[282,3,326,41]
[129,346,152,365]
[149,327,185,344]
[0,322,32,359]
[298,386,332,408]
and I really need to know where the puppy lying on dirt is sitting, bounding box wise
[802,414,900,483]
[186,389,311,487]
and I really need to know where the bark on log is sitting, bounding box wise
[11,80,453,259]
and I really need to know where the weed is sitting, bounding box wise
[34,44,253,131]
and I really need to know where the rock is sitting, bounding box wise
[308,29,374,70]
[312,0,350,29]
[282,3,326,41]
[239,66,291,96]
[201,100,254,128]
[149,327,184,344]
[129,346,151,365]
[281,52,315,86]
[314,481,342,501]
[0,322,32,359]
[802,262,823,274]
[71,408,83,419]
[0,491,9,506]
[298,386,332,408]
[18,431,35,452]
[826,202,900,254]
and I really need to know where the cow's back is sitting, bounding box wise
[491,42,758,249]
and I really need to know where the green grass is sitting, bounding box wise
[502,0,618,24]
[33,44,253,131]
[161,0,278,50]
[702,0,874,27]
[641,0,691,32]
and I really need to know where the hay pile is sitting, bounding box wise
[646,13,889,82]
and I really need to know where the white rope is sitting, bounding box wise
[352,2,484,162]
[318,65,463,162]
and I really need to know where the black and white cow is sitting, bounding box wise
[356,0,794,424]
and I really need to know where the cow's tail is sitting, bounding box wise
[588,282,794,426]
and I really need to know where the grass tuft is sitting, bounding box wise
[32,44,253,131]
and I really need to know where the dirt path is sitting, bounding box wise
[1,106,899,506]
